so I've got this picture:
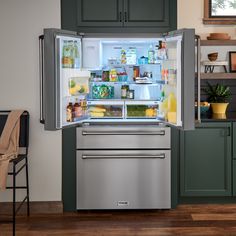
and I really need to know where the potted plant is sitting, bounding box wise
[203,82,231,114]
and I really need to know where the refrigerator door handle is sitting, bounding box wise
[124,12,128,22]
[82,130,166,136]
[196,35,201,124]
[119,12,123,22]
[39,35,45,124]
[82,154,166,159]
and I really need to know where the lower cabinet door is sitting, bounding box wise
[233,160,236,196]
[76,150,171,209]
[180,123,232,197]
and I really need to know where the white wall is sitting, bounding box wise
[178,0,236,38]
[0,0,61,201]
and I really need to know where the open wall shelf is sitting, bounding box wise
[201,40,236,46]
[199,73,236,80]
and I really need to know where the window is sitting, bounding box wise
[203,0,236,24]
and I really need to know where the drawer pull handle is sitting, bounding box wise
[82,131,165,136]
[82,154,166,159]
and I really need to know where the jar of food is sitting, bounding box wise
[121,85,129,99]
[127,90,135,99]
[133,66,140,81]
[102,71,110,81]
[109,69,117,82]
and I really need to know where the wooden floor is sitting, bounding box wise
[2,204,236,236]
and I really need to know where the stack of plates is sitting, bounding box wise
[207,33,231,40]
[135,77,153,84]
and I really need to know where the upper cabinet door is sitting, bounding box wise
[76,0,123,27]
[123,0,169,27]
[62,0,176,33]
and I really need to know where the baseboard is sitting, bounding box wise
[0,201,63,215]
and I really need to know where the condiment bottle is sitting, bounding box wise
[74,99,82,118]
[121,85,129,99]
[121,49,127,64]
[148,45,155,64]
[73,41,80,68]
[81,99,87,116]
[127,90,134,99]
[66,102,73,122]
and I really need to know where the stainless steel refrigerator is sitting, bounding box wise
[39,28,195,210]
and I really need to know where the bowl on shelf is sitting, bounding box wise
[207,33,231,40]
[195,102,210,114]
[208,52,218,61]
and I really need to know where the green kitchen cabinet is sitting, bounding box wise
[180,122,232,197]
[233,123,236,196]
[62,127,77,212]
[233,160,236,196]
[76,0,123,27]
[233,122,236,160]
[61,0,177,33]
[123,0,171,28]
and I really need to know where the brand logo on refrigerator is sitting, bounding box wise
[117,201,129,206]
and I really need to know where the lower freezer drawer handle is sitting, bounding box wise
[82,131,165,136]
[82,154,166,159]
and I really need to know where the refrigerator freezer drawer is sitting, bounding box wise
[76,150,171,209]
[76,126,170,149]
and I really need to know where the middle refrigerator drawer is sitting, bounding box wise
[76,126,170,149]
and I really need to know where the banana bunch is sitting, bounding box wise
[89,106,106,118]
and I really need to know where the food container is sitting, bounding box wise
[108,58,118,65]
[92,84,114,99]
[68,77,89,96]
[118,74,128,82]
[126,105,157,118]
[102,71,110,81]
[109,69,118,82]
[133,66,140,81]
[127,90,135,99]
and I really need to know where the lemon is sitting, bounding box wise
[75,84,81,91]
[69,87,77,95]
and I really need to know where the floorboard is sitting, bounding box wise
[1,204,236,235]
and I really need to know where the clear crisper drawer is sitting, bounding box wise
[87,100,124,119]
[125,101,159,119]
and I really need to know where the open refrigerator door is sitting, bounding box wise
[158,29,195,130]
[41,29,90,130]
[158,35,182,126]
